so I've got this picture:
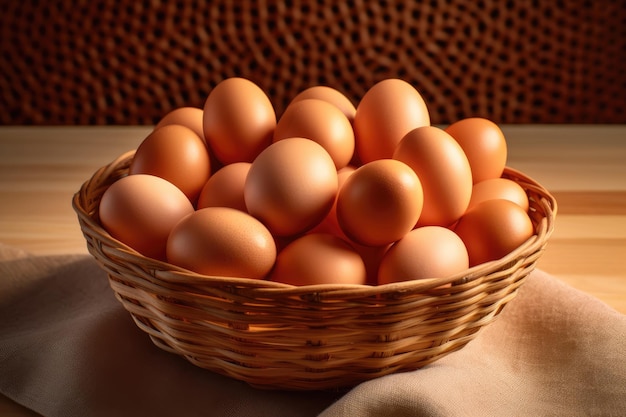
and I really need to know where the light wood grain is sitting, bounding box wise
[0,125,625,415]
[501,125,626,314]
[0,127,147,255]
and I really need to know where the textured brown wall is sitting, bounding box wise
[1,0,625,125]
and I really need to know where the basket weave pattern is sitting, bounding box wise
[73,151,556,390]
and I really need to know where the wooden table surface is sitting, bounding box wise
[0,125,625,415]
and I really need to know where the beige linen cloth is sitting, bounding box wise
[1,243,624,417]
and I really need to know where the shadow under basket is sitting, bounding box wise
[72,150,557,391]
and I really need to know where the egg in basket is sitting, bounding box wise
[73,78,556,390]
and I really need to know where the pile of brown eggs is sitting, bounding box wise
[99,77,533,286]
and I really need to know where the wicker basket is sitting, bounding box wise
[72,150,557,391]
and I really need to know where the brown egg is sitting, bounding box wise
[166,207,276,279]
[155,106,205,142]
[197,162,251,212]
[454,199,534,266]
[354,78,430,163]
[244,137,338,236]
[203,77,276,164]
[444,117,508,183]
[337,159,423,246]
[393,126,473,227]
[468,178,529,212]
[289,86,357,123]
[129,124,211,203]
[378,226,469,285]
[99,174,195,261]
[271,233,366,286]
[274,98,355,169]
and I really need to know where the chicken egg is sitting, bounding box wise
[274,98,355,169]
[468,177,529,212]
[166,207,276,279]
[197,162,251,212]
[337,159,423,246]
[378,226,469,285]
[98,174,195,261]
[203,77,276,164]
[289,86,356,123]
[393,126,473,227]
[354,78,430,163]
[129,124,211,203]
[155,106,205,142]
[244,137,338,236]
[454,199,534,266]
[271,233,367,286]
[444,117,508,183]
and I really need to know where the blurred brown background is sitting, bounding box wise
[1,0,625,125]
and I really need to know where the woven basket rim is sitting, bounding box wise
[72,151,557,297]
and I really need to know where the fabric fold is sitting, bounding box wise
[1,244,624,417]
[0,245,341,417]
[321,271,626,416]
